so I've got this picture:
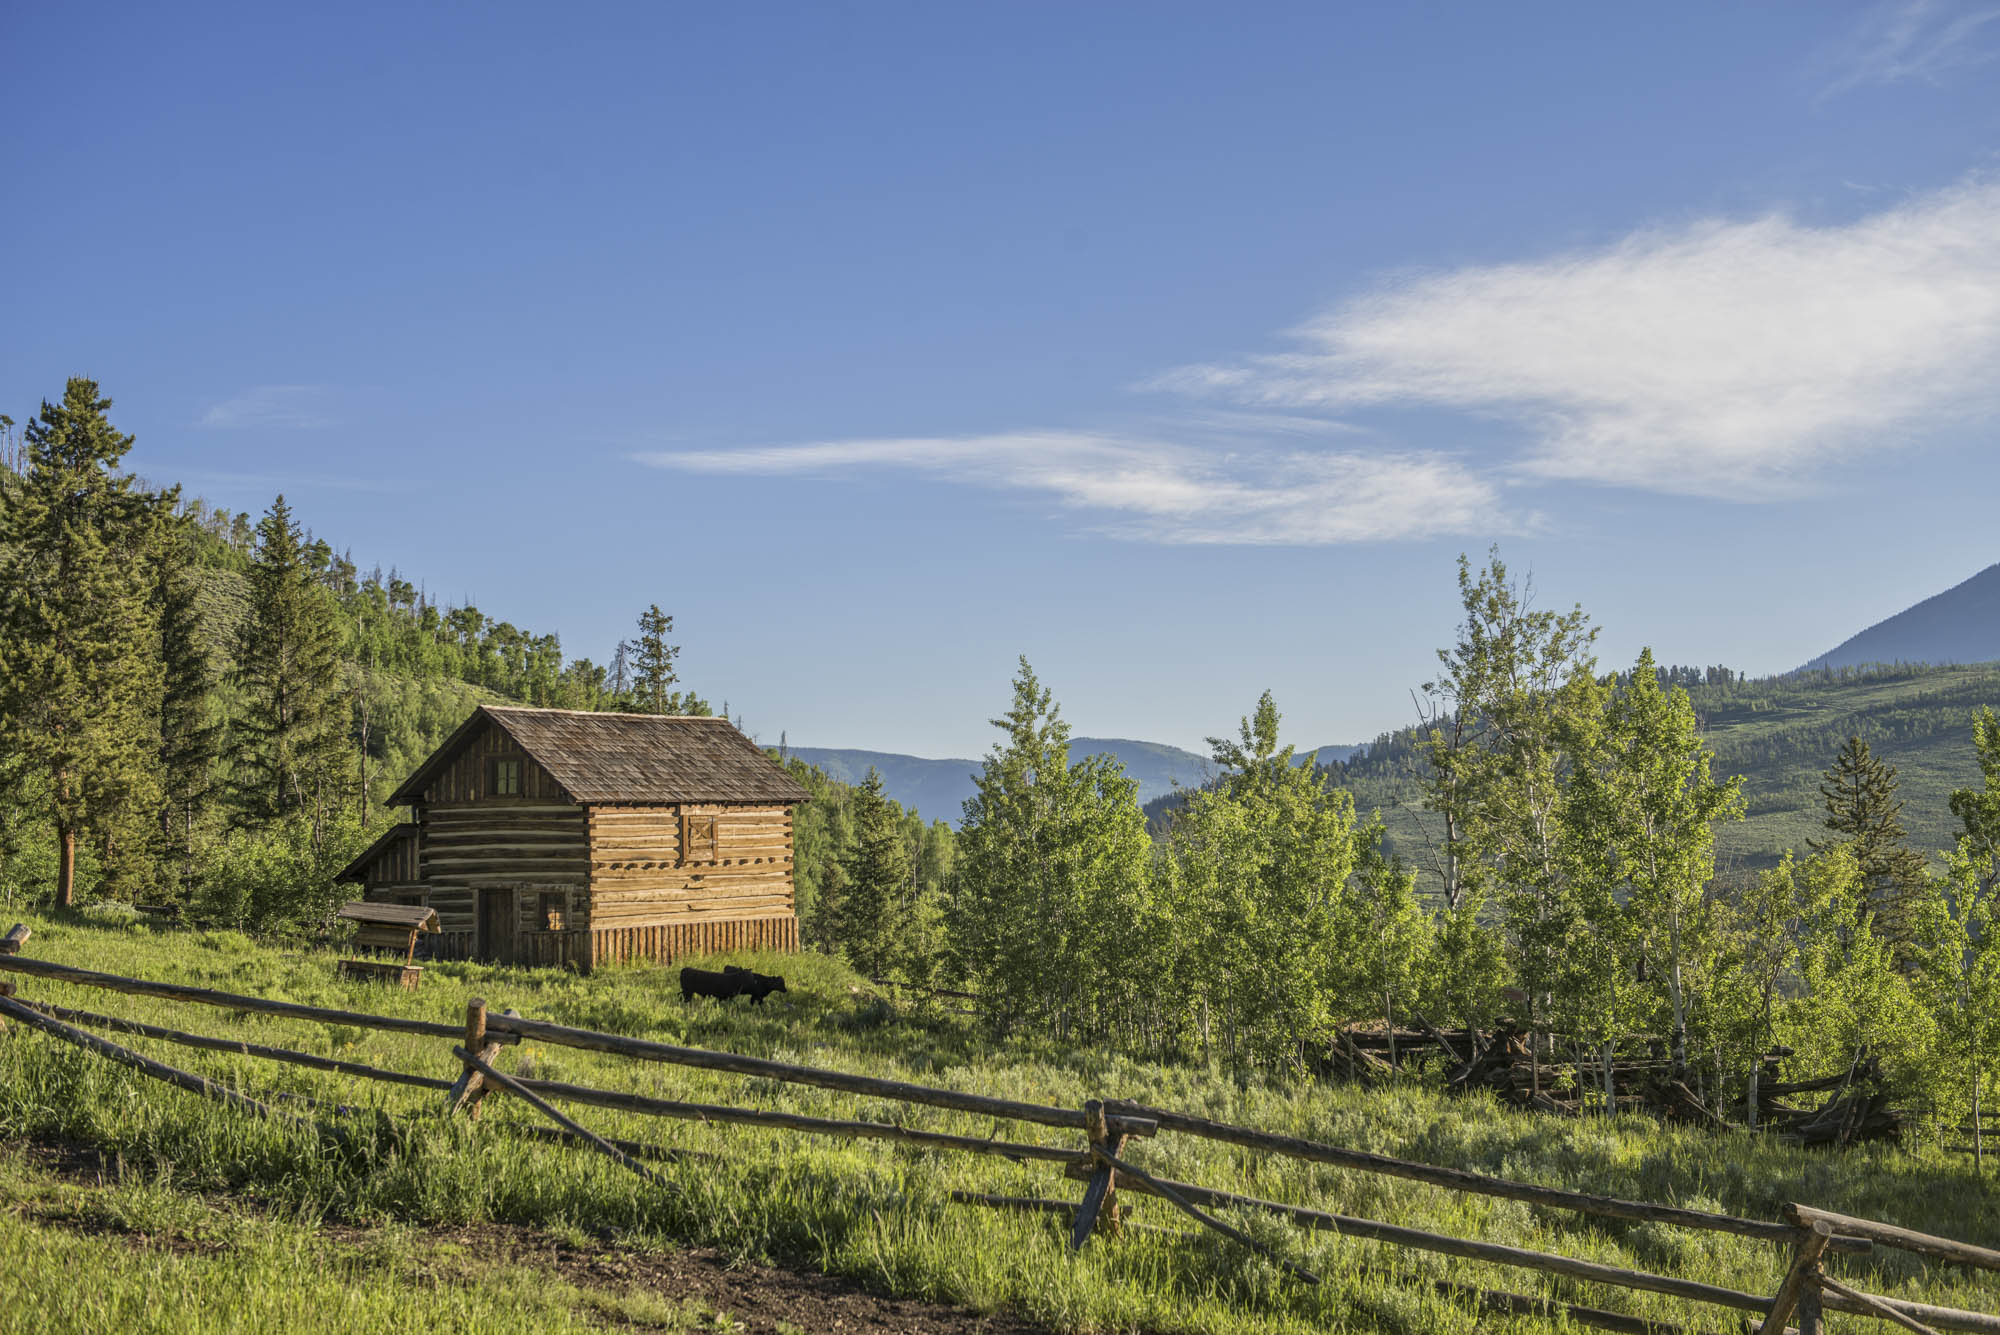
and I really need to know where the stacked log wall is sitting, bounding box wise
[414,717,589,945]
[585,803,797,966]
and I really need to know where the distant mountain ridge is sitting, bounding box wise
[787,736,1360,826]
[1804,562,2000,671]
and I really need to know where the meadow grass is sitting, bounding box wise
[0,1147,762,1335]
[0,908,1993,1333]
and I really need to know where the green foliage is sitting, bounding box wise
[1948,705,2000,892]
[0,379,170,907]
[781,755,952,985]
[1568,648,1745,1069]
[1812,735,1930,956]
[623,603,708,715]
[836,769,913,977]
[1159,691,1378,1069]
[951,658,1153,1041]
[154,513,223,904]
[1354,661,2000,888]
[233,496,353,838]
[192,812,374,933]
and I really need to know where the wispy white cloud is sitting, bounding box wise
[1820,0,2000,96]
[639,431,1513,545]
[198,385,335,430]
[1154,177,2000,498]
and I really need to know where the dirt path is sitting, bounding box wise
[441,1225,1058,1335]
[14,1138,1064,1335]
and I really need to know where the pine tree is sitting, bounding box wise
[1811,735,1928,955]
[838,769,911,976]
[951,658,1152,1040]
[235,495,350,841]
[1949,706,2000,894]
[154,514,222,903]
[631,605,679,714]
[0,379,166,907]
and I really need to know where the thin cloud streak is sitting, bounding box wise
[198,385,335,430]
[1156,177,2000,498]
[1820,0,2000,96]
[639,432,1514,545]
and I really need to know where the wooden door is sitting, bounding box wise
[477,888,516,963]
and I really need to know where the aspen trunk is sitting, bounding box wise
[1975,1068,1984,1175]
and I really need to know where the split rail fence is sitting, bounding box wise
[0,924,1994,1335]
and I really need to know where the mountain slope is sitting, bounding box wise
[1340,661,2000,890]
[1804,562,2000,671]
[787,737,1218,825]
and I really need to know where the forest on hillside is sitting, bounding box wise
[2,380,1997,1155]
[0,381,949,944]
[1331,659,2000,884]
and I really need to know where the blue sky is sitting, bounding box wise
[6,2,1999,756]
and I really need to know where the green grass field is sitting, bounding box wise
[0,910,1994,1334]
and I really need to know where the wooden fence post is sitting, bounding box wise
[1759,1220,1832,1335]
[1796,1273,1823,1335]
[447,997,497,1118]
[1070,1098,1125,1249]
[0,924,29,1024]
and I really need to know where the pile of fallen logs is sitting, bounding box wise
[1318,1021,1903,1146]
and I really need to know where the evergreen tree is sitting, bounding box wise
[1949,706,2000,895]
[951,658,1152,1040]
[1811,735,1928,955]
[235,495,350,841]
[838,769,911,976]
[631,604,679,713]
[0,379,166,906]
[1161,691,1372,1069]
[154,514,222,903]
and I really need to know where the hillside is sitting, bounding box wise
[787,736,1219,825]
[1341,661,2000,889]
[1805,561,2000,670]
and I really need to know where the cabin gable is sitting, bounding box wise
[417,715,570,806]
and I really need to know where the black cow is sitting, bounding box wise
[679,965,789,1005]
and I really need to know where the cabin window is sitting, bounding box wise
[538,891,566,931]
[681,812,718,865]
[489,757,523,797]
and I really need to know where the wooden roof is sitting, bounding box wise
[334,822,419,884]
[338,901,439,931]
[387,706,811,807]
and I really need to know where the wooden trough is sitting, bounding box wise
[336,901,439,988]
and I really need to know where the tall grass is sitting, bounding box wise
[0,909,1993,1334]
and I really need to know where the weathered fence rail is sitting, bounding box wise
[1,924,1993,1335]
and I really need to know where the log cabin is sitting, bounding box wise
[336,706,809,969]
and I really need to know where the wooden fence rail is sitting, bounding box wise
[0,925,1993,1335]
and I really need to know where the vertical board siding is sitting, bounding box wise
[421,717,568,805]
[584,912,799,967]
[359,828,422,890]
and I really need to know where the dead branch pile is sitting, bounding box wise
[1319,1022,1903,1146]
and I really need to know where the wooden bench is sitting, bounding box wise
[336,902,440,989]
